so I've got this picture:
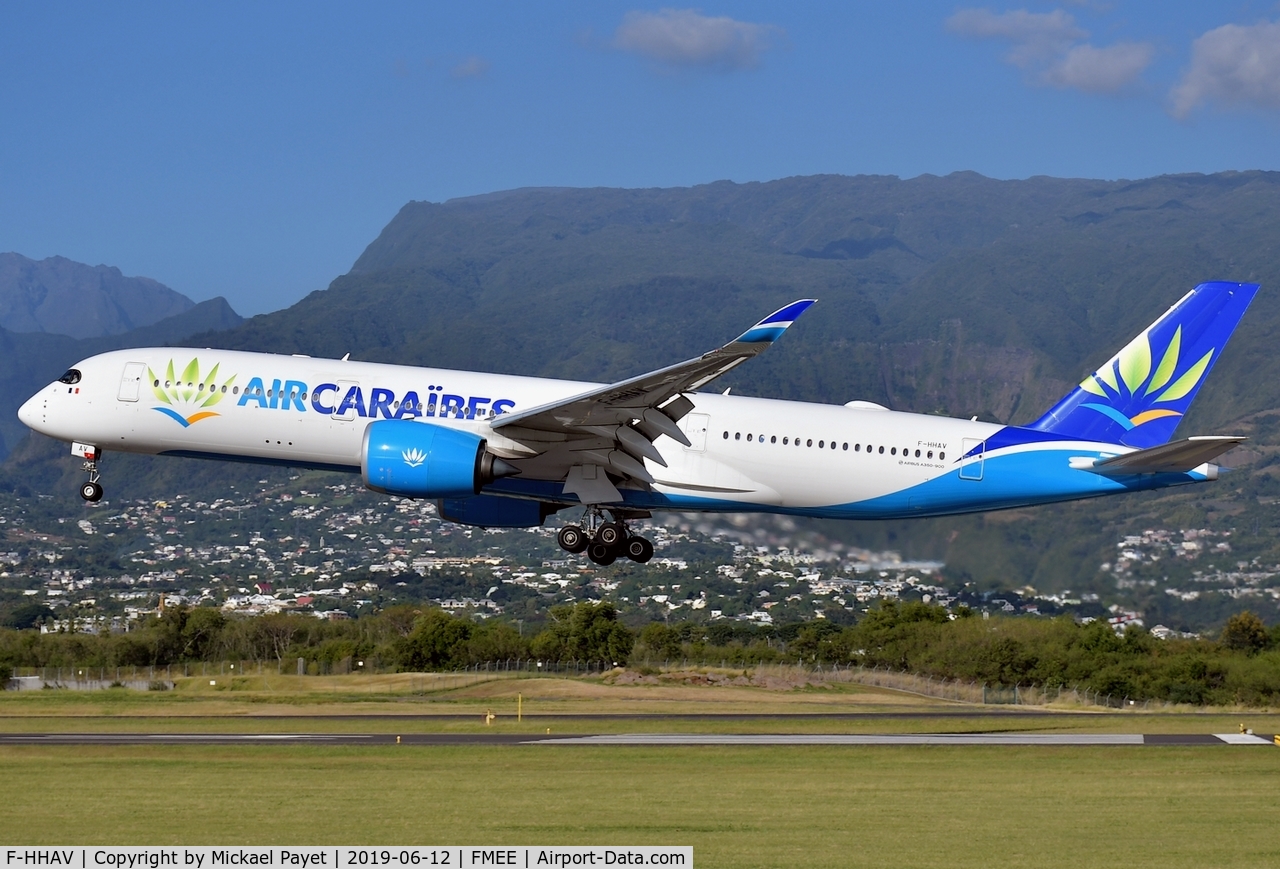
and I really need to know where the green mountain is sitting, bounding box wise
[8,171,1280,624]
[0,253,196,338]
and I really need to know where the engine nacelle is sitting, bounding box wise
[362,420,517,499]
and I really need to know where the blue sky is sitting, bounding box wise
[2,2,1279,316]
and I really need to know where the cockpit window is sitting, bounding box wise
[58,369,82,385]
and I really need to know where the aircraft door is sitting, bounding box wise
[681,413,709,451]
[117,362,146,402]
[959,438,985,480]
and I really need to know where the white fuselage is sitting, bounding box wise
[18,347,1192,519]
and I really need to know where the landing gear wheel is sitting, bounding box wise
[80,481,103,502]
[596,521,627,549]
[557,524,589,554]
[587,542,616,565]
[624,536,654,563]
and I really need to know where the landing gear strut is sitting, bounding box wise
[76,444,103,502]
[557,508,654,565]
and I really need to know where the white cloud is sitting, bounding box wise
[450,56,490,80]
[1044,42,1155,93]
[947,7,1151,93]
[946,8,1085,67]
[613,8,782,71]
[1170,20,1280,119]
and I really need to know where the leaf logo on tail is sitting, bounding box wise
[149,359,237,427]
[1077,325,1213,431]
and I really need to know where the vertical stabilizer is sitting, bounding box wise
[1028,282,1258,448]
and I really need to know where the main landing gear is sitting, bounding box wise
[557,509,654,566]
[76,443,104,502]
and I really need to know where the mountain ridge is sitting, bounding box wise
[0,253,196,339]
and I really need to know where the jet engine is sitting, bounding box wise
[361,420,519,499]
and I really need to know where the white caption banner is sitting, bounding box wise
[2,849,691,869]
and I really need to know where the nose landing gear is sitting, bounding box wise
[557,508,654,565]
[74,442,104,502]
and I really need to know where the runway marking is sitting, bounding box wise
[530,733,1280,746]
[0,732,1274,746]
[532,733,1146,745]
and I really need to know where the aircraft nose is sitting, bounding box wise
[17,392,42,429]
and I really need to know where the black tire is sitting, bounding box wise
[557,524,589,553]
[625,536,654,564]
[587,542,616,565]
[80,481,103,502]
[596,521,626,548]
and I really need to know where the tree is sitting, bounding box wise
[2,602,54,630]
[398,610,474,670]
[638,623,681,661]
[181,608,228,660]
[1221,611,1269,654]
[466,622,529,663]
[531,602,634,665]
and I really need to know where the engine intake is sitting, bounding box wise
[362,420,518,499]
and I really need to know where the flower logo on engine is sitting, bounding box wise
[402,448,427,468]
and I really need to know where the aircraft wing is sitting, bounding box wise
[489,299,814,501]
[1085,436,1246,475]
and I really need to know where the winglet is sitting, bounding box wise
[733,299,816,344]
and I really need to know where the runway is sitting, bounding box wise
[0,731,1274,746]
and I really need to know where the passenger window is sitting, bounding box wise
[927,450,933,459]
[747,434,753,441]
[891,447,897,455]
[770,436,777,444]
[735,432,741,440]
[782,437,789,444]
[878,446,884,454]
[939,451,945,460]
[819,440,824,448]
[915,449,921,457]
[854,444,861,451]
[842,443,848,451]
[806,439,813,447]
[723,431,729,439]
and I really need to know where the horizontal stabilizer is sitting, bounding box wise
[1084,436,1245,475]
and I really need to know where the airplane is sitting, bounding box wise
[17,280,1258,566]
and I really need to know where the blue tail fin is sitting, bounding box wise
[1028,282,1258,448]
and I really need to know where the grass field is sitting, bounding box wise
[2,743,1278,868]
[3,672,1279,867]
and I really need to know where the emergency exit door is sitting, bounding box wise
[959,438,985,481]
[681,413,710,451]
